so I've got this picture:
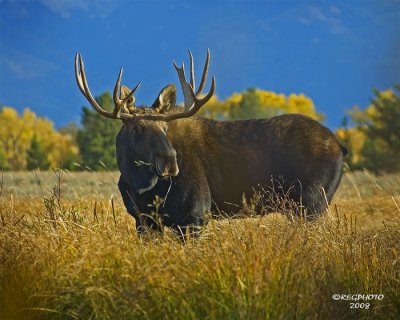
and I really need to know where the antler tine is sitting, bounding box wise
[196,48,210,96]
[112,67,124,116]
[122,82,142,104]
[113,68,142,112]
[194,75,216,108]
[131,50,216,122]
[173,60,195,111]
[166,75,215,121]
[76,53,117,119]
[75,53,89,99]
[188,50,195,91]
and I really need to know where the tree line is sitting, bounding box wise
[337,85,400,173]
[0,86,399,173]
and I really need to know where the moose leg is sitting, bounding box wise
[166,180,211,242]
[173,224,203,242]
[170,199,211,242]
[118,176,162,234]
[301,185,327,218]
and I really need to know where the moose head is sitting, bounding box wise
[75,51,216,194]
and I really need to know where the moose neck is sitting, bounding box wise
[167,116,264,179]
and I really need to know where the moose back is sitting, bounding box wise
[75,50,347,235]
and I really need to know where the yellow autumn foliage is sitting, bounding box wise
[200,89,322,120]
[336,127,366,164]
[0,107,79,170]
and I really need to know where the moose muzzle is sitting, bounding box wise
[154,150,179,178]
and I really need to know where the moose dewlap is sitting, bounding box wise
[75,50,347,236]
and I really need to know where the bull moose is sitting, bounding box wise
[75,50,347,236]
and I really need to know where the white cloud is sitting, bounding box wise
[40,0,87,18]
[328,17,347,35]
[36,0,128,18]
[0,50,58,79]
[297,17,311,25]
[329,6,342,15]
[297,5,348,35]
[308,6,327,22]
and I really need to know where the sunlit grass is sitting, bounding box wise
[0,171,399,319]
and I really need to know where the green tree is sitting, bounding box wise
[361,86,400,173]
[59,122,79,141]
[26,135,50,170]
[230,88,264,120]
[77,92,122,170]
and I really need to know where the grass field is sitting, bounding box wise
[0,170,399,319]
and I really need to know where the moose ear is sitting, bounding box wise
[120,85,136,114]
[152,84,176,113]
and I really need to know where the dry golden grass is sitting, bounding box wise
[0,170,399,319]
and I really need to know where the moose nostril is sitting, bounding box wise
[154,154,179,177]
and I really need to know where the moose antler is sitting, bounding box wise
[172,49,216,116]
[75,53,141,120]
[75,51,215,122]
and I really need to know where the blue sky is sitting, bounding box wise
[0,0,399,130]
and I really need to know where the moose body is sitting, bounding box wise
[117,114,345,233]
[75,50,346,236]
